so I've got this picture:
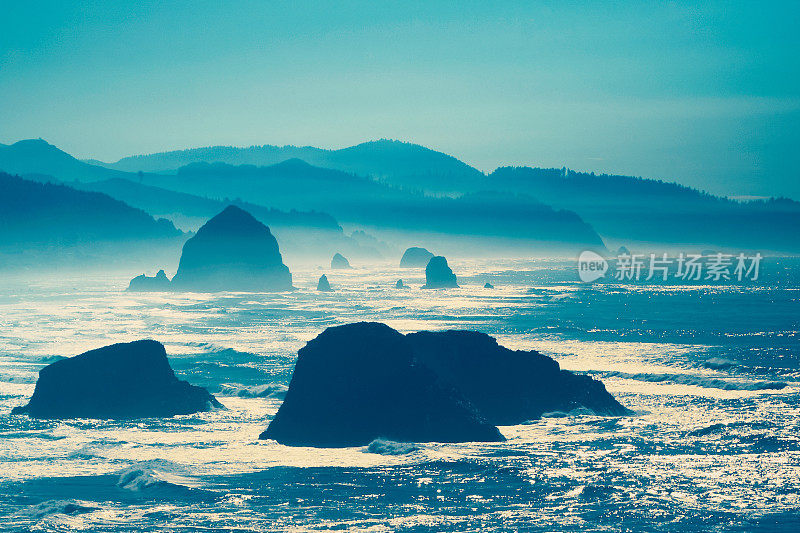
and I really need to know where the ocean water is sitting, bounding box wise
[1,259,799,532]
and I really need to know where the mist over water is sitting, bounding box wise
[1,258,798,531]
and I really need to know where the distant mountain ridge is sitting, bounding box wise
[0,139,129,183]
[0,172,180,248]
[5,137,797,252]
[145,159,604,248]
[71,178,342,231]
[489,167,800,252]
[96,139,486,192]
[18,173,384,261]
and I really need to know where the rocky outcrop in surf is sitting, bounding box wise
[399,247,434,268]
[423,256,458,288]
[170,205,293,292]
[396,279,405,289]
[406,330,630,425]
[11,340,222,419]
[317,274,333,292]
[260,322,628,447]
[127,270,171,291]
[331,253,351,269]
[259,322,504,447]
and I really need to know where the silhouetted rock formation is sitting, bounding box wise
[406,330,630,425]
[127,270,171,291]
[260,323,504,447]
[399,247,434,268]
[616,246,630,256]
[396,279,405,289]
[423,256,458,288]
[331,253,352,269]
[11,340,222,419]
[484,282,494,289]
[170,205,293,292]
[261,322,629,447]
[317,274,333,292]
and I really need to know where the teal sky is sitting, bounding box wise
[1,1,798,198]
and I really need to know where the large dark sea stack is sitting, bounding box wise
[423,256,458,288]
[127,269,171,291]
[330,253,351,269]
[406,331,629,425]
[170,205,293,292]
[260,322,504,447]
[399,247,434,268]
[12,340,222,419]
[261,323,629,447]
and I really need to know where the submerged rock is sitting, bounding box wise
[406,330,630,425]
[11,340,222,419]
[170,205,292,292]
[396,279,405,289]
[317,274,333,292]
[399,247,434,268]
[423,256,458,288]
[331,253,352,269]
[260,322,504,447]
[127,270,171,291]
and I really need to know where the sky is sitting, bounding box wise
[1,1,798,199]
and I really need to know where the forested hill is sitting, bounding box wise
[0,172,180,247]
[98,139,485,192]
[74,177,343,232]
[489,166,800,252]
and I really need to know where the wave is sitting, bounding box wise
[218,382,288,399]
[601,370,788,391]
[0,431,66,441]
[688,420,772,437]
[365,439,419,455]
[116,459,206,495]
[703,357,739,369]
[183,342,263,361]
[14,499,97,519]
[540,407,600,418]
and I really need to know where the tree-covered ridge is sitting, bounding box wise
[75,177,343,231]
[489,167,800,251]
[100,139,484,191]
[490,166,723,205]
[150,160,603,246]
[0,172,180,246]
[0,139,128,183]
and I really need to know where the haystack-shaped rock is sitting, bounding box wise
[260,323,504,447]
[399,247,434,268]
[12,340,222,419]
[331,253,351,269]
[396,279,405,289]
[127,270,171,291]
[170,206,292,292]
[317,274,333,292]
[423,256,458,288]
